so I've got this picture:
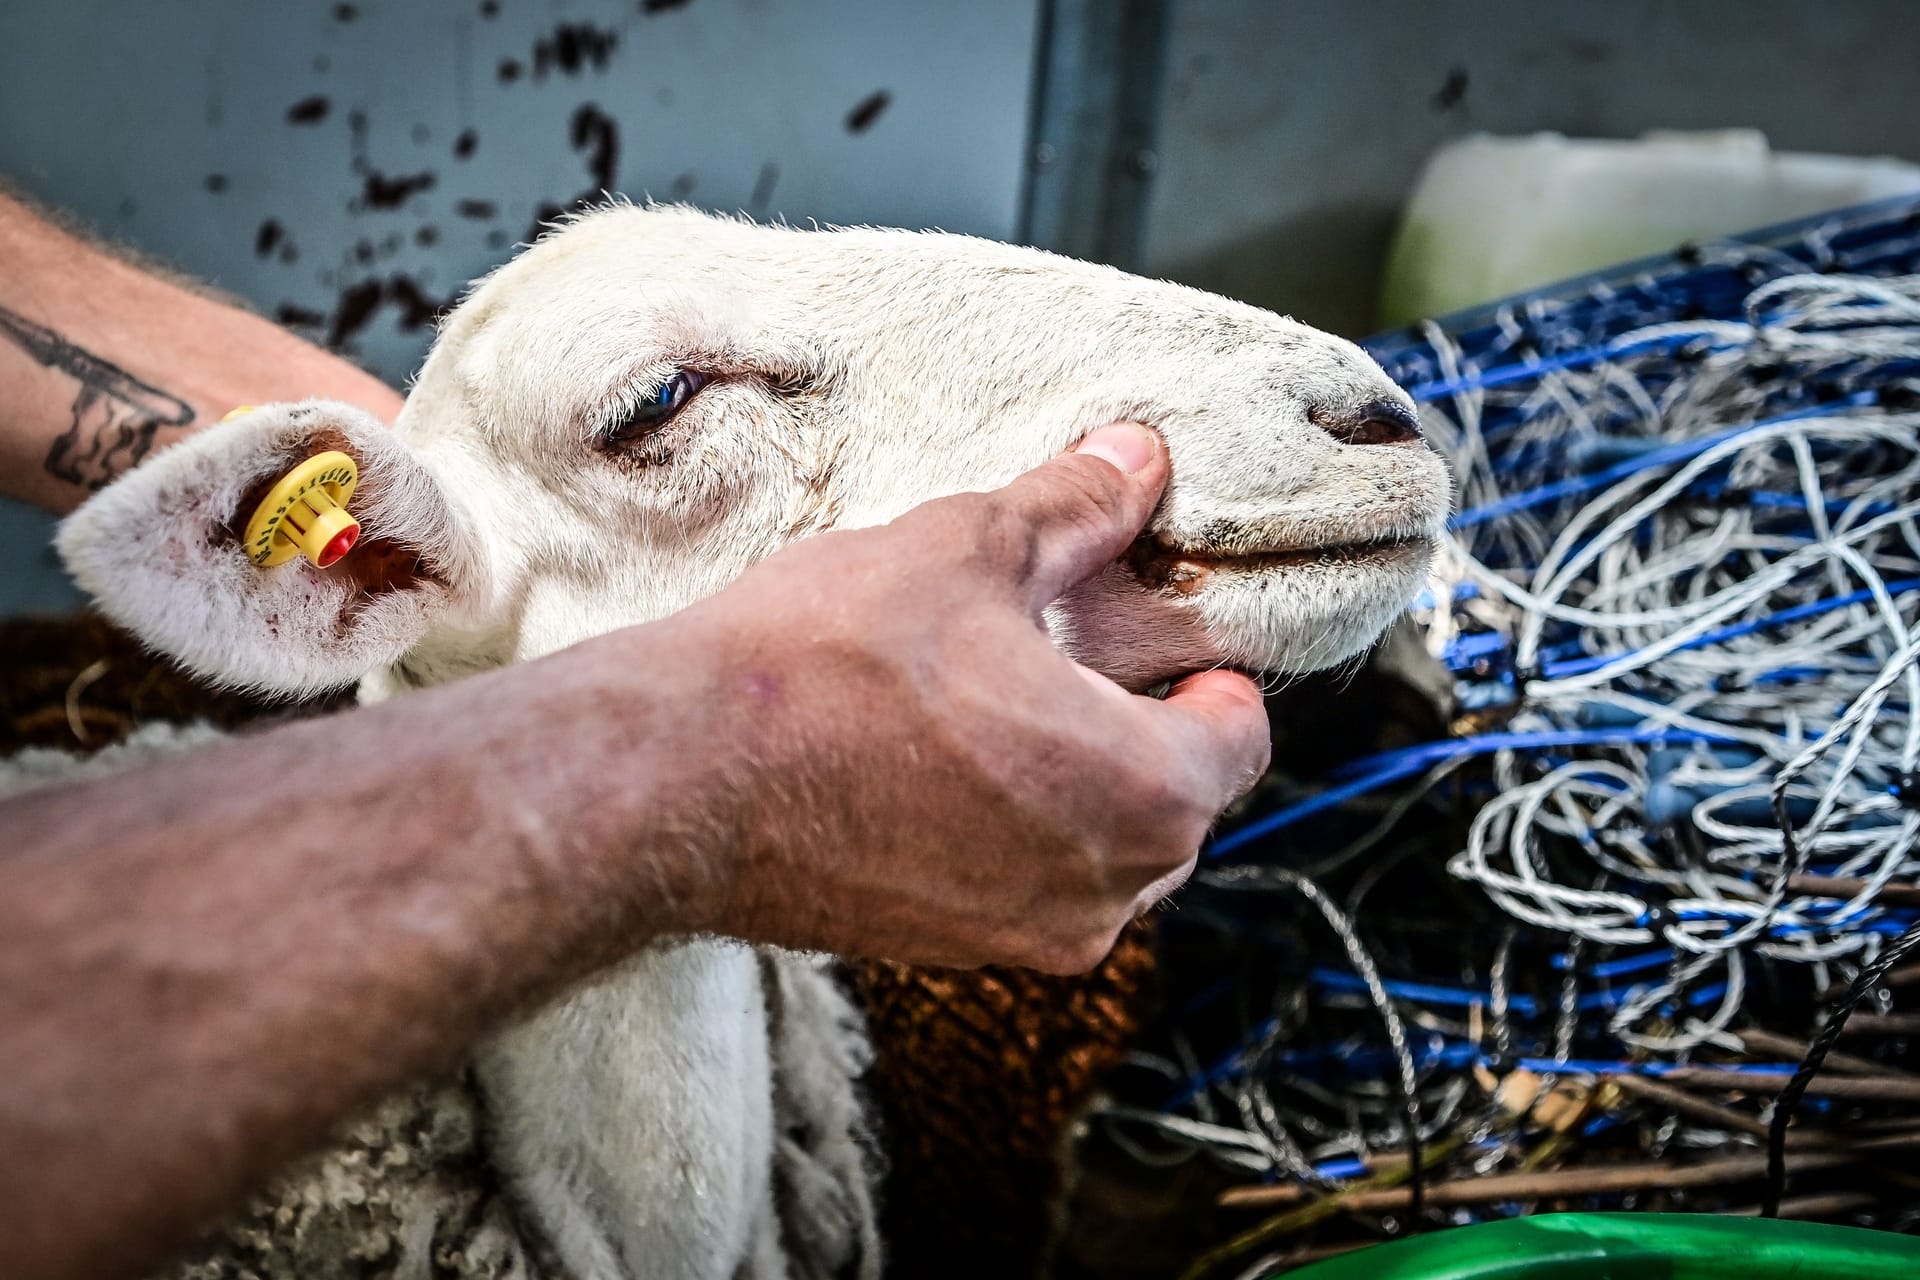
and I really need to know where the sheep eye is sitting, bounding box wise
[605,369,709,444]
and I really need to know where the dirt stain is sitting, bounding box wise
[1431,67,1468,111]
[325,275,455,349]
[360,169,438,210]
[845,90,890,134]
[254,219,287,258]
[533,24,618,78]
[287,95,331,125]
[570,102,619,191]
[748,160,779,217]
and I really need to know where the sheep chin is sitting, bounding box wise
[1184,534,1437,677]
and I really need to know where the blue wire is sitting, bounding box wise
[1310,966,1542,1017]
[1401,331,1718,402]
[1326,726,1732,784]
[1576,980,1728,1013]
[1513,1058,1801,1076]
[1310,1134,1506,1182]
[1448,395,1876,531]
[1310,965,1726,1016]
[1204,755,1440,856]
[1687,481,1897,521]
[1574,947,1676,979]
[1442,567,1916,722]
[1206,727,1735,858]
[1541,577,1920,679]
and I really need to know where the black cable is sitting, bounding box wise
[1488,925,1518,1065]
[1203,866,1427,1225]
[1762,914,1920,1217]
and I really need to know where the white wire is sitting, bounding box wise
[1420,270,1920,1046]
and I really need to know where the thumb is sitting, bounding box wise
[985,423,1169,612]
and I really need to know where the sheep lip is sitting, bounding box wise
[1129,534,1426,594]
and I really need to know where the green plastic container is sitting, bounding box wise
[1281,1213,1920,1280]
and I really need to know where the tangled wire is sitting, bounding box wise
[1432,270,1920,1052]
[1077,201,1920,1278]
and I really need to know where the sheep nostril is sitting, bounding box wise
[1311,399,1423,447]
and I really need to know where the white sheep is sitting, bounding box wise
[47,206,1452,1280]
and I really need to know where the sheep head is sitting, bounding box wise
[59,205,1450,697]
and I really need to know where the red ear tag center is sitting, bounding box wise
[316,523,360,568]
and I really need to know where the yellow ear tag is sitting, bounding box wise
[243,451,362,568]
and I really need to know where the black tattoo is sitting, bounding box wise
[0,304,195,490]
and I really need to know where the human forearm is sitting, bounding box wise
[0,190,401,511]
[0,428,1268,1280]
[0,630,727,1280]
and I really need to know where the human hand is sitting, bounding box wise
[653,423,1272,972]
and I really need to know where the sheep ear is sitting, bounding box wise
[57,399,483,697]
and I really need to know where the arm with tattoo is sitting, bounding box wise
[0,189,401,511]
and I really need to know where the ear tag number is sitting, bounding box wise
[241,449,362,569]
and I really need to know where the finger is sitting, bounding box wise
[1149,669,1272,811]
[981,423,1170,613]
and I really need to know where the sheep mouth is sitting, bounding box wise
[1128,534,1429,595]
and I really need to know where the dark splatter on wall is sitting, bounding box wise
[845,90,891,134]
[748,161,779,218]
[274,303,326,330]
[250,0,656,358]
[570,103,619,193]
[533,24,619,79]
[325,274,454,348]
[254,219,287,258]
[347,109,371,172]
[1431,67,1469,111]
[210,0,1013,373]
[358,170,437,211]
[286,95,331,125]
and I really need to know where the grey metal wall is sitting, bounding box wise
[1144,0,1920,339]
[0,0,1041,611]
[10,0,1920,614]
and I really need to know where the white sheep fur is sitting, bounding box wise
[46,206,1452,1280]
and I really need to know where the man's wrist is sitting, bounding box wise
[477,618,750,954]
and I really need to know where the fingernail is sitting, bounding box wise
[1073,423,1158,475]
